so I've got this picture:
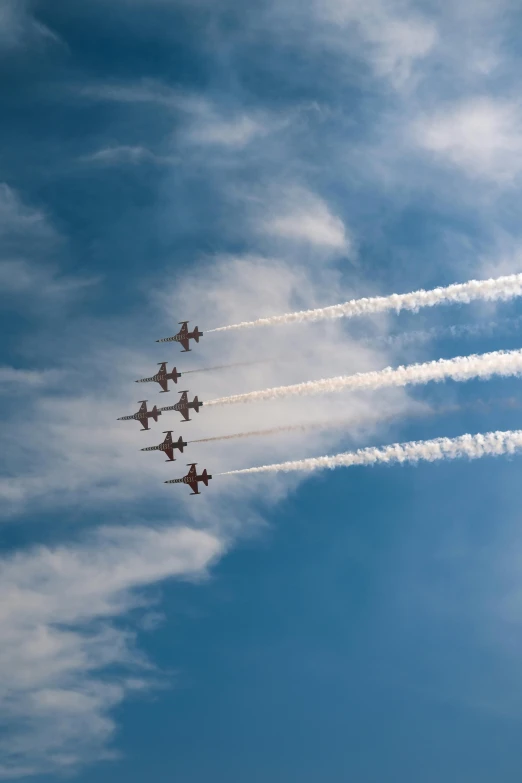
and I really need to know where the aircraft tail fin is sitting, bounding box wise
[201,469,212,487]
[193,327,200,343]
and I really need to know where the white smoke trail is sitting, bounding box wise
[219,429,522,476]
[205,348,522,407]
[207,273,522,333]
[183,359,271,375]
[191,396,522,445]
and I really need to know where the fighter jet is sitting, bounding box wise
[136,362,181,393]
[165,463,212,495]
[141,431,187,461]
[160,390,203,422]
[117,400,161,431]
[156,321,203,352]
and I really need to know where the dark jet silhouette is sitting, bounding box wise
[156,321,203,352]
[165,463,212,495]
[160,390,202,422]
[136,362,182,393]
[117,400,161,431]
[141,431,187,461]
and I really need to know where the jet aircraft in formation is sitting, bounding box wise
[118,400,161,431]
[161,390,203,422]
[136,362,181,392]
[141,431,187,461]
[165,463,212,495]
[118,321,210,495]
[156,321,203,352]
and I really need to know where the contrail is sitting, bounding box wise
[205,347,522,407]
[219,429,522,476]
[206,272,522,332]
[191,397,522,445]
[183,359,271,375]
[190,405,436,444]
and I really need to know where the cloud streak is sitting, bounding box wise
[220,428,522,476]
[207,272,522,332]
[0,524,222,779]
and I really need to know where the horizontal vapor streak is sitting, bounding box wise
[183,359,271,375]
[207,273,522,332]
[191,397,522,445]
[205,348,522,407]
[220,429,522,476]
[190,421,336,444]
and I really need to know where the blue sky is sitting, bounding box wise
[3,0,522,780]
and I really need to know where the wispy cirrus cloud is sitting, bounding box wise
[0,259,100,302]
[78,79,281,150]
[0,366,62,391]
[0,524,222,779]
[0,0,62,53]
[415,98,522,182]
[0,185,99,309]
[311,0,438,87]
[260,186,351,253]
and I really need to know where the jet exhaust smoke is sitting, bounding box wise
[219,429,522,476]
[205,348,522,407]
[183,359,271,375]
[191,397,522,445]
[207,273,522,332]
[190,421,341,444]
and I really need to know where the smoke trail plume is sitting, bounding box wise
[219,429,522,476]
[183,359,271,375]
[190,406,435,444]
[205,348,522,407]
[207,273,522,333]
[192,397,522,445]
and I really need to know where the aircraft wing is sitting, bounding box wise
[189,481,200,494]
[180,338,190,351]
[138,401,147,414]
[180,408,190,421]
[164,448,174,461]
[187,464,197,479]
[140,420,149,430]
[158,362,167,373]
[158,378,168,393]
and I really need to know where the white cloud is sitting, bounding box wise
[83,145,160,164]
[0,185,100,306]
[315,0,437,86]
[185,114,268,148]
[0,183,54,240]
[261,188,350,252]
[0,259,100,302]
[0,524,222,778]
[415,98,522,182]
[78,79,202,112]
[0,0,61,52]
[0,366,62,392]
[79,80,284,149]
